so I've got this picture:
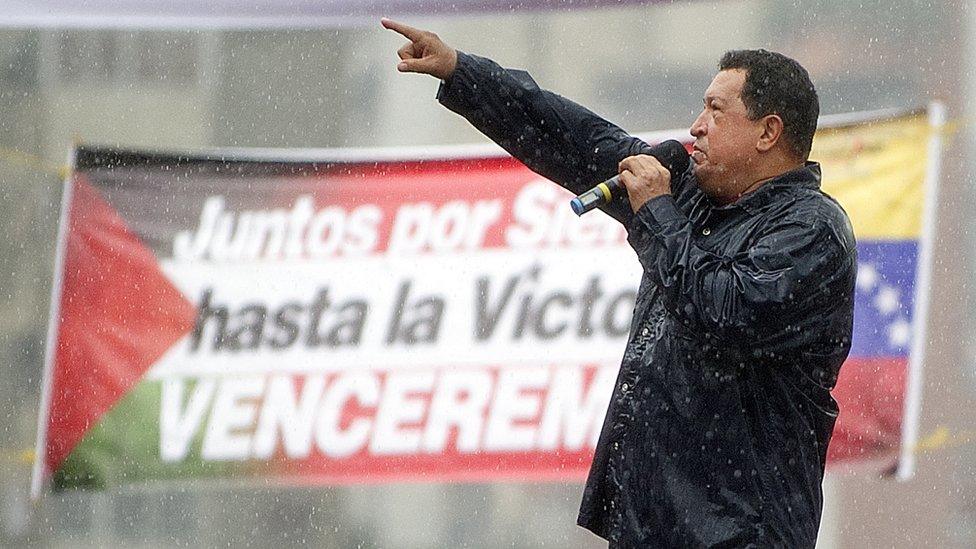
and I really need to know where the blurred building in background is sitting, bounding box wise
[1,1,972,546]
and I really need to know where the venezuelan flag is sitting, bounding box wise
[812,107,941,477]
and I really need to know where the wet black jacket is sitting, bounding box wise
[438,52,856,548]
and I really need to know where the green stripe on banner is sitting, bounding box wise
[53,379,244,490]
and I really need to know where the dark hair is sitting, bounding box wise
[719,49,819,160]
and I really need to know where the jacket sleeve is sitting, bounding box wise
[627,194,854,350]
[437,51,648,225]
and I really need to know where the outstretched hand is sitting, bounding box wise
[381,18,458,80]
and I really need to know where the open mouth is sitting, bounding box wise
[691,150,706,164]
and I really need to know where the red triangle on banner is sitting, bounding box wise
[43,176,197,478]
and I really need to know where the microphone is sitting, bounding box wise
[570,139,690,216]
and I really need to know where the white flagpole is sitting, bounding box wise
[896,101,947,481]
[29,149,77,501]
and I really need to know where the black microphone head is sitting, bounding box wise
[649,139,690,176]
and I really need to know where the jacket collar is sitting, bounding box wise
[714,162,822,214]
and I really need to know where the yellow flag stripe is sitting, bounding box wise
[812,113,930,239]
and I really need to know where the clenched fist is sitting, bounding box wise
[617,155,673,212]
[382,18,458,81]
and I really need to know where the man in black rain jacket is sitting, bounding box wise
[383,18,856,548]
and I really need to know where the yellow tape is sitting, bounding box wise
[912,425,973,453]
[597,182,612,203]
[0,448,35,465]
[0,147,67,177]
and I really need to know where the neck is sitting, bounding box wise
[720,156,804,205]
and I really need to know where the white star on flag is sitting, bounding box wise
[857,261,913,351]
[887,318,912,347]
[857,263,879,291]
[874,286,901,315]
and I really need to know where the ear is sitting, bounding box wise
[756,114,784,153]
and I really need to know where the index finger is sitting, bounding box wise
[618,155,644,172]
[638,154,664,168]
[381,18,424,41]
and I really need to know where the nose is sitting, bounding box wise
[690,110,707,138]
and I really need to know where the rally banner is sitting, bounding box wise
[4,0,661,30]
[32,105,943,496]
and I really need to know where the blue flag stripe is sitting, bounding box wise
[850,240,917,358]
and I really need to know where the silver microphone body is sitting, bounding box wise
[570,176,620,216]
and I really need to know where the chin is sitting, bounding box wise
[692,163,712,185]
[692,168,725,201]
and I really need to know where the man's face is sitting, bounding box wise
[689,69,763,201]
